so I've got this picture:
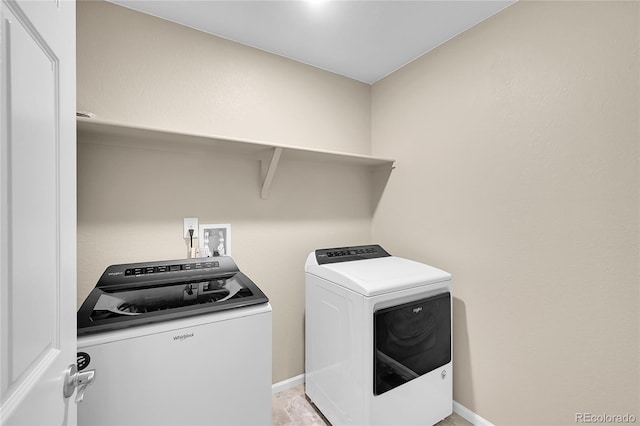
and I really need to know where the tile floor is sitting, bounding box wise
[272,384,472,426]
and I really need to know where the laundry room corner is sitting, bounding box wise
[72,0,639,424]
[371,1,639,424]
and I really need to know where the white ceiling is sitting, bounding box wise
[108,0,515,84]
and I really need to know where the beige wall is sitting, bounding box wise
[77,139,374,384]
[77,0,371,155]
[78,0,640,422]
[76,1,374,384]
[372,2,639,425]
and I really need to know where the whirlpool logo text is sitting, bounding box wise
[173,332,194,342]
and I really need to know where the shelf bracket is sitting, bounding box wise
[261,147,283,199]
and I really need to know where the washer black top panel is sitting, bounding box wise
[95,256,237,290]
[77,257,268,336]
[315,244,390,265]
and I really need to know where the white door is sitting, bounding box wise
[0,0,76,424]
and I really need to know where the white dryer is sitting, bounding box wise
[305,245,452,426]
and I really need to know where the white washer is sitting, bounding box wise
[305,245,452,426]
[76,257,272,426]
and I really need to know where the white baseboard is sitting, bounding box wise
[272,375,493,426]
[453,401,494,426]
[272,373,305,394]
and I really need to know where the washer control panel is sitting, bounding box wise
[315,244,390,265]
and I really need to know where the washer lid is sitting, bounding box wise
[305,255,451,296]
[77,257,269,336]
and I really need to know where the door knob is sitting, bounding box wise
[63,364,96,403]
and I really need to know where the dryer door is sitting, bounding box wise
[374,292,451,395]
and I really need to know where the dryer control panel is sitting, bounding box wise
[315,244,390,265]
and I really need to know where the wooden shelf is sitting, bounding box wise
[77,117,395,199]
